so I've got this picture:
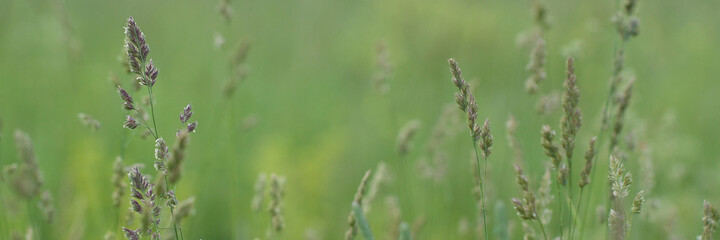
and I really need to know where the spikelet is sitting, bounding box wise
[6,130,43,199]
[154,138,169,170]
[396,120,421,156]
[38,190,55,223]
[700,200,720,240]
[172,197,196,224]
[610,79,635,151]
[523,0,548,94]
[579,137,597,188]
[535,91,560,115]
[540,125,562,168]
[631,191,645,214]
[363,162,388,214]
[385,196,402,240]
[223,40,252,98]
[345,170,371,240]
[525,38,546,94]
[112,157,126,209]
[126,167,160,237]
[478,119,493,159]
[511,165,537,220]
[78,113,101,131]
[166,130,190,185]
[217,0,233,23]
[372,42,392,94]
[613,0,640,41]
[268,173,286,234]
[609,155,632,199]
[251,173,267,212]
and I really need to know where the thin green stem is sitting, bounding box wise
[471,139,489,240]
[555,179,564,240]
[133,109,157,139]
[570,188,585,240]
[535,219,549,240]
[567,156,573,239]
[164,174,182,240]
[147,87,159,137]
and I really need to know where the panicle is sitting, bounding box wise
[560,56,582,161]
[448,58,482,141]
[396,120,421,156]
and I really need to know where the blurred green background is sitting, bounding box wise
[1,0,720,239]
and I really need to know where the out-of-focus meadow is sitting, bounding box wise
[1,0,720,239]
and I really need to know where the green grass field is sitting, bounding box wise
[1,0,720,239]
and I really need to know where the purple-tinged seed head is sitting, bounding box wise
[131,188,143,200]
[154,138,169,160]
[145,59,158,86]
[123,116,139,129]
[187,121,198,133]
[117,87,133,102]
[122,227,140,240]
[180,104,193,123]
[130,199,142,213]
[153,160,166,172]
[128,167,148,192]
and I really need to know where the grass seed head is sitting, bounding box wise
[560,56,582,161]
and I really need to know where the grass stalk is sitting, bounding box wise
[471,139,489,240]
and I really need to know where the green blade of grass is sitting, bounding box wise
[352,202,374,240]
